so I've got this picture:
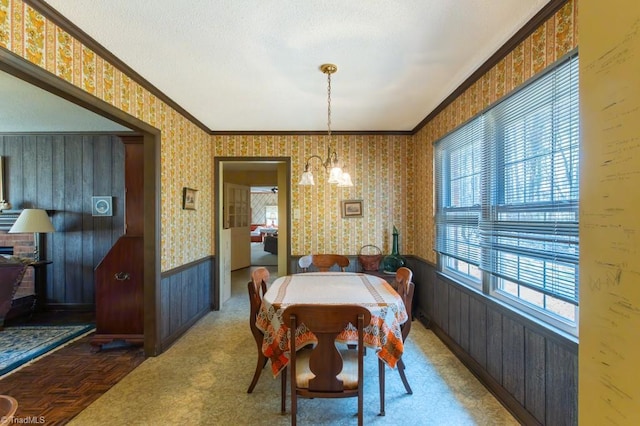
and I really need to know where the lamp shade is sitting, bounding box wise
[327,166,343,184]
[9,209,55,233]
[298,171,315,186]
[337,171,353,187]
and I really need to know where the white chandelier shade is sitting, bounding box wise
[297,64,353,187]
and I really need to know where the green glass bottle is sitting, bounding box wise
[382,225,406,274]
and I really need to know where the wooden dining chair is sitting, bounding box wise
[247,268,287,410]
[297,255,312,272]
[311,254,350,272]
[282,304,371,426]
[378,266,415,416]
[247,267,269,393]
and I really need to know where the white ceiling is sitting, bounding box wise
[0,70,130,132]
[251,186,277,193]
[38,0,549,133]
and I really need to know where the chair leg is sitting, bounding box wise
[378,359,385,416]
[397,358,413,395]
[247,353,268,393]
[291,382,297,426]
[280,367,287,414]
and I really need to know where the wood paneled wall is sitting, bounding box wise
[159,257,213,351]
[408,258,578,426]
[0,134,124,308]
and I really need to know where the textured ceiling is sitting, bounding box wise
[39,0,550,132]
[0,70,130,132]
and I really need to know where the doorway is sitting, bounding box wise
[215,158,290,307]
[250,188,278,267]
[0,52,161,356]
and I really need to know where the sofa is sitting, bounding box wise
[0,258,29,329]
[250,224,265,242]
[263,235,277,254]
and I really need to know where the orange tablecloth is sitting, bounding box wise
[256,272,408,376]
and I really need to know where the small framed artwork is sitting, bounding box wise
[92,196,113,216]
[341,199,363,218]
[182,187,197,210]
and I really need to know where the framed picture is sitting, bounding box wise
[182,187,197,210]
[341,199,363,218]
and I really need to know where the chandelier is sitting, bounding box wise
[298,64,353,187]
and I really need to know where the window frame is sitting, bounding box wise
[434,52,580,336]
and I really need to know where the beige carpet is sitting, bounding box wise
[251,242,278,266]
[69,267,518,425]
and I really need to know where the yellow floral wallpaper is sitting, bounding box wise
[413,0,578,264]
[0,0,578,271]
[0,0,212,271]
[214,134,415,257]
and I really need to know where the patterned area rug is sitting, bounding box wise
[0,324,94,376]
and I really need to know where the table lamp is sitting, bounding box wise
[8,208,55,261]
[268,213,276,227]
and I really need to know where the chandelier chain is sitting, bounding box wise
[327,71,332,139]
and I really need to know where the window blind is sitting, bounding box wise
[435,54,580,305]
[435,116,484,267]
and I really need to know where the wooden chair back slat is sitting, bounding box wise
[311,254,350,272]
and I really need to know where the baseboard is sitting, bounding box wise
[43,303,95,312]
[159,306,210,352]
[415,309,431,329]
[429,322,542,426]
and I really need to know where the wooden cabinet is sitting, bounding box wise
[91,137,144,347]
[91,236,143,345]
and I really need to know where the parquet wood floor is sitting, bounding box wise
[0,316,145,425]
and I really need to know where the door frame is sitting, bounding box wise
[0,49,162,356]
[214,157,291,309]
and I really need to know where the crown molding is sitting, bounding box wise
[411,0,570,134]
[26,0,569,136]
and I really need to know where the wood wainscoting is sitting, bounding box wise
[408,258,577,426]
[159,256,214,352]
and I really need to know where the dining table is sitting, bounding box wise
[256,271,408,376]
